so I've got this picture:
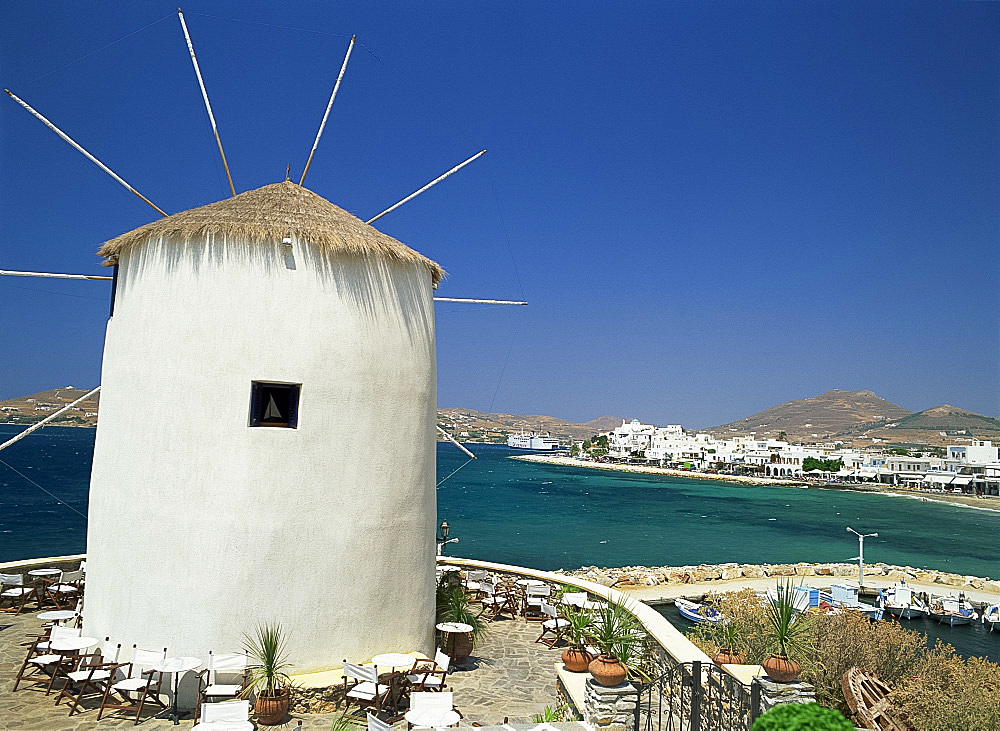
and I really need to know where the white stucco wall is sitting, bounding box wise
[85,235,437,672]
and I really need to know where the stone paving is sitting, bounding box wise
[1,607,565,730]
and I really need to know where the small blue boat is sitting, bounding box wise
[675,598,722,624]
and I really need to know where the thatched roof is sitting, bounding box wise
[98,181,444,285]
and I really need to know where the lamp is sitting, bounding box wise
[846,526,878,587]
[439,520,450,541]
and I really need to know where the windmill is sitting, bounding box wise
[2,10,523,672]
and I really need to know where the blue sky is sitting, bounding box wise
[1,2,997,427]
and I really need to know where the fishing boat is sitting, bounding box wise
[983,604,999,632]
[829,584,884,620]
[675,598,722,624]
[878,584,928,620]
[928,597,978,626]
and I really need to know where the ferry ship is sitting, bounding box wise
[506,432,562,450]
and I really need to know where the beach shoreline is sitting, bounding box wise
[511,453,1000,511]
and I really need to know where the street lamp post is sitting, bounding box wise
[437,519,460,556]
[846,526,878,587]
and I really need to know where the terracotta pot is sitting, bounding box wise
[255,687,290,726]
[446,631,474,665]
[762,654,800,683]
[712,648,746,665]
[562,647,595,672]
[588,654,627,687]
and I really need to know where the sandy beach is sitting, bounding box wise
[511,453,1000,511]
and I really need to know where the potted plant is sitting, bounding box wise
[435,577,486,664]
[243,622,293,725]
[586,600,642,687]
[712,621,746,666]
[762,580,807,683]
[559,604,596,672]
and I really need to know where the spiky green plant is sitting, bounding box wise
[765,580,809,658]
[587,599,643,658]
[330,712,363,731]
[243,622,292,698]
[436,583,487,641]
[559,604,595,651]
[531,704,569,723]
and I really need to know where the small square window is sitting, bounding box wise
[249,382,300,428]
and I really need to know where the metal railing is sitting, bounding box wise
[635,660,761,731]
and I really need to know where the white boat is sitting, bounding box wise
[506,432,561,450]
[983,604,999,632]
[929,597,978,626]
[878,584,928,620]
[675,598,722,624]
[829,584,884,620]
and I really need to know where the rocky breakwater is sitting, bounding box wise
[563,562,1000,595]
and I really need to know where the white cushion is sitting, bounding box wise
[204,683,242,697]
[347,681,380,700]
[113,677,151,692]
[28,654,61,665]
[408,674,445,687]
[50,584,79,593]
[68,668,110,682]
[1,587,31,597]
[542,618,569,630]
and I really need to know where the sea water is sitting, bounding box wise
[2,428,998,658]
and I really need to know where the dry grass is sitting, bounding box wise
[98,181,445,284]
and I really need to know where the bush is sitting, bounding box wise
[892,654,1000,731]
[751,703,853,730]
[797,609,941,712]
[689,589,776,664]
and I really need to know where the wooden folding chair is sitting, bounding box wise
[55,637,122,716]
[45,569,84,609]
[97,645,168,724]
[0,572,37,614]
[537,601,570,647]
[341,662,391,715]
[524,585,552,621]
[191,699,253,730]
[406,649,450,691]
[12,633,69,694]
[195,650,248,720]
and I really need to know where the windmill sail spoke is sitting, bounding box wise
[3,89,167,217]
[366,149,487,224]
[300,34,356,186]
[177,8,236,197]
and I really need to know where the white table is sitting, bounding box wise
[37,610,78,623]
[515,578,545,587]
[50,635,99,653]
[435,622,473,634]
[371,653,416,669]
[152,656,201,725]
[28,568,61,578]
[404,707,461,728]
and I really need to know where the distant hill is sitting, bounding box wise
[437,407,623,442]
[0,387,101,427]
[0,388,618,443]
[855,405,1000,445]
[708,389,911,441]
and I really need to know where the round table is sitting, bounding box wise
[37,610,78,623]
[152,656,201,725]
[28,568,61,578]
[50,636,99,653]
[371,653,416,669]
[404,707,460,728]
[436,622,474,664]
[515,578,545,587]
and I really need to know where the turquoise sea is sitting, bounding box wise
[2,426,998,659]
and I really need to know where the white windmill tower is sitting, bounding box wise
[2,10,523,672]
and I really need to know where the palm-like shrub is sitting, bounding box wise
[435,579,486,641]
[243,622,292,698]
[764,580,809,658]
[560,604,595,651]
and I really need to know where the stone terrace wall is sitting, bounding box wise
[565,562,998,592]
